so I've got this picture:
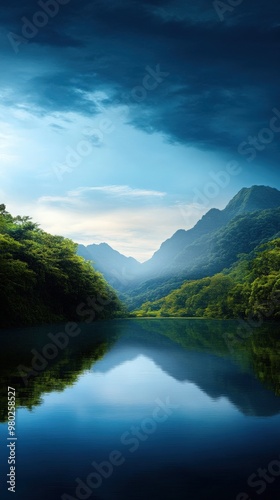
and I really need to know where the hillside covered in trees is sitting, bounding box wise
[99,186,280,311]
[0,205,125,327]
[135,239,280,320]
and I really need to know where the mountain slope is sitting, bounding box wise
[75,186,280,310]
[78,242,141,290]
[224,185,280,217]
[141,208,228,276]
[142,185,280,276]
[168,206,280,276]
[125,187,280,309]
[135,238,280,320]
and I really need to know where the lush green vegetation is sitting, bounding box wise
[1,318,280,422]
[0,205,125,327]
[124,206,280,311]
[135,239,280,320]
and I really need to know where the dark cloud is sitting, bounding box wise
[1,0,280,166]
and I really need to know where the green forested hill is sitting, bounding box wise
[169,206,280,276]
[141,186,280,277]
[125,205,280,310]
[0,205,124,327]
[135,239,280,320]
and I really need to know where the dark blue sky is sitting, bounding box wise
[1,0,280,259]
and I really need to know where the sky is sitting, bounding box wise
[1,0,280,261]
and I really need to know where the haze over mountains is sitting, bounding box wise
[78,242,142,290]
[77,185,280,308]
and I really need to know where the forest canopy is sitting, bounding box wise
[135,239,280,320]
[0,205,124,327]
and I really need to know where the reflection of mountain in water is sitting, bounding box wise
[93,320,280,417]
[1,318,280,421]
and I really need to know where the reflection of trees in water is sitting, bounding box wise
[136,318,280,396]
[0,319,280,423]
[249,327,280,396]
[137,318,232,354]
[0,324,116,423]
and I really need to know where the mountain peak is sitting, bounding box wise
[225,185,280,217]
[77,242,141,290]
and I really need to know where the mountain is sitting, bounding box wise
[77,242,141,290]
[224,185,280,217]
[167,206,280,276]
[141,185,280,276]
[77,186,280,310]
[125,186,280,309]
[135,238,280,320]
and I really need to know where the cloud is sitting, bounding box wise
[1,0,280,169]
[68,185,166,198]
[5,184,204,261]
[37,185,167,215]
[38,195,82,207]
[16,198,203,262]
[1,0,280,262]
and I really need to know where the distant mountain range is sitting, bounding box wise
[77,185,280,309]
[142,185,280,275]
[78,242,142,289]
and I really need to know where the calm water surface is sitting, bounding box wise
[0,318,280,500]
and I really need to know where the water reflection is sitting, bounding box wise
[0,319,280,500]
[0,318,280,422]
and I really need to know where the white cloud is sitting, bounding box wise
[37,185,167,215]
[68,185,166,198]
[38,195,83,207]
[7,195,205,262]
